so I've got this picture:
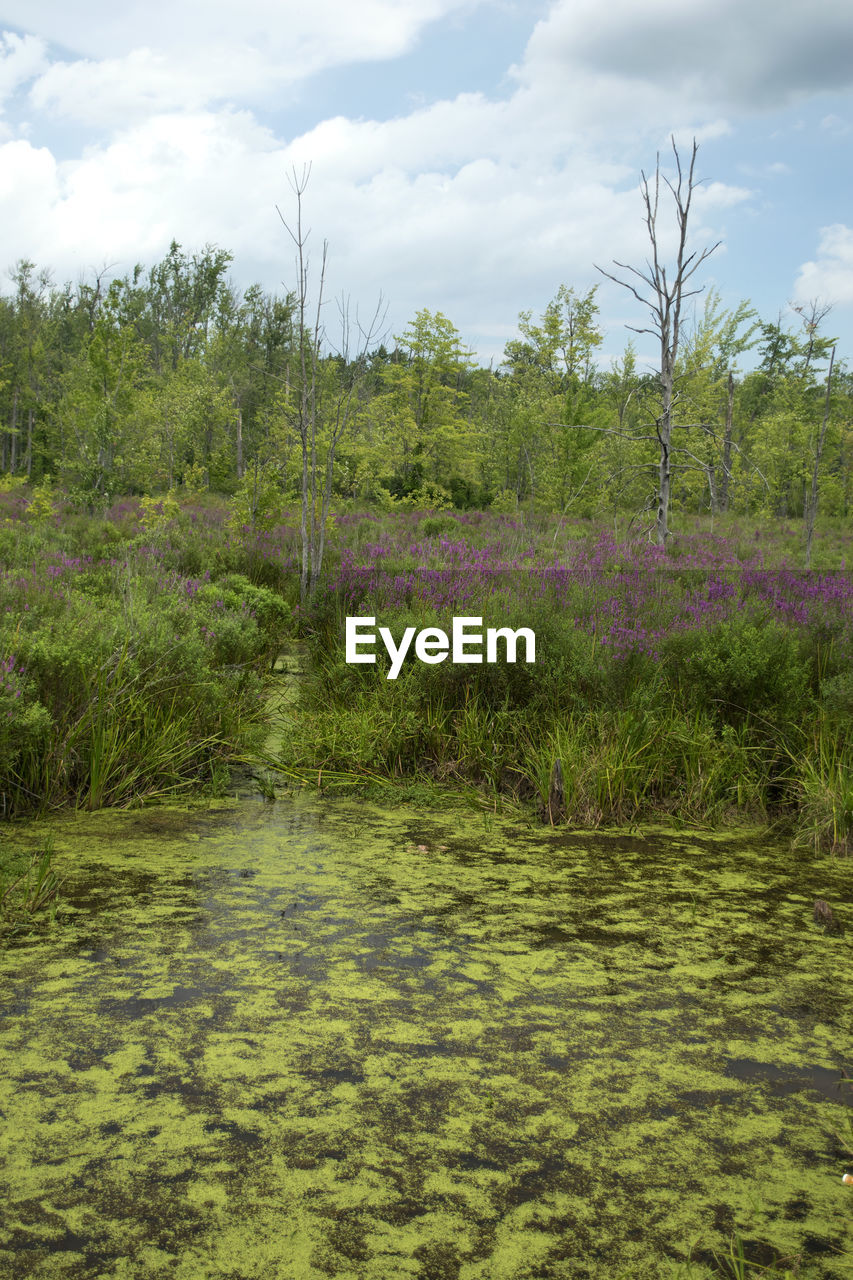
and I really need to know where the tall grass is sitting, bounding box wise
[0,516,288,814]
[0,835,63,931]
[790,719,853,854]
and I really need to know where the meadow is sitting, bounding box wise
[292,509,853,851]
[1,491,852,860]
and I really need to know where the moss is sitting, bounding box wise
[0,799,851,1278]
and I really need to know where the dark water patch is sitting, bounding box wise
[99,984,213,1018]
[202,1118,264,1148]
[784,1195,811,1220]
[725,1057,853,1106]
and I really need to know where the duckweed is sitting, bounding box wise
[1,797,851,1278]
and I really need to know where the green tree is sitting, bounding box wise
[378,309,475,494]
[740,307,837,517]
[206,281,294,484]
[502,285,604,513]
[673,291,759,513]
[54,280,150,499]
[0,261,54,477]
[128,241,234,374]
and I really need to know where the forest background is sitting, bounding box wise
[0,238,847,530]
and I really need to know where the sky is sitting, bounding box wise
[0,0,852,371]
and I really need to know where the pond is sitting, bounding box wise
[1,794,851,1278]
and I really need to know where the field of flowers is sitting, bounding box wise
[1,492,851,851]
[298,510,853,850]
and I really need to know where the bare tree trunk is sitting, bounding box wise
[9,389,18,475]
[26,408,33,477]
[656,357,673,543]
[279,167,327,603]
[597,138,719,548]
[805,345,835,569]
[250,457,260,526]
[236,407,244,481]
[719,371,734,513]
[546,759,565,825]
[279,169,385,602]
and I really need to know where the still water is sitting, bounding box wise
[1,795,851,1278]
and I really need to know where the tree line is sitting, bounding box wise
[1,173,848,548]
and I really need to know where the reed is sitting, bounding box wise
[790,716,853,854]
[0,835,63,927]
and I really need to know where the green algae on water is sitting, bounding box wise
[1,798,851,1278]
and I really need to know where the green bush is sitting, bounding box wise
[420,515,458,538]
[0,544,277,813]
[665,617,810,724]
[819,668,853,724]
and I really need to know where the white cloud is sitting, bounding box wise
[737,160,790,178]
[820,112,852,137]
[13,1,483,129]
[0,139,59,258]
[22,0,852,139]
[794,225,853,306]
[521,0,853,113]
[0,31,47,106]
[9,0,475,61]
[29,47,271,125]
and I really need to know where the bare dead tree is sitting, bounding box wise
[719,370,735,513]
[277,164,325,603]
[804,344,836,569]
[596,138,720,547]
[277,166,385,601]
[792,298,833,376]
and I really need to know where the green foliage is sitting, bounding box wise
[0,237,848,539]
[286,526,851,837]
[227,461,283,532]
[0,661,52,783]
[504,284,603,390]
[182,460,209,496]
[488,489,518,514]
[139,490,179,528]
[791,718,853,854]
[419,514,458,537]
[191,574,287,668]
[395,481,453,511]
[0,527,282,814]
[668,618,810,723]
[25,475,57,525]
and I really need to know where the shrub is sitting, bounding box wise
[0,543,277,813]
[665,617,811,724]
[420,515,458,538]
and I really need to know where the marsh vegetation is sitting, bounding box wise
[7,499,851,846]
